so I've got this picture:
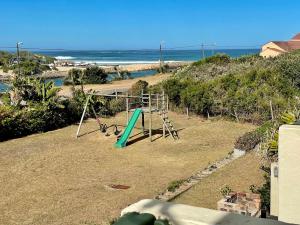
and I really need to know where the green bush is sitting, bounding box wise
[192,54,231,67]
[162,78,188,106]
[0,93,11,105]
[220,185,232,197]
[64,68,83,85]
[167,64,299,123]
[167,179,185,192]
[109,98,126,115]
[83,66,108,84]
[250,167,271,211]
[0,101,81,142]
[2,65,9,73]
[130,80,149,96]
[180,82,213,116]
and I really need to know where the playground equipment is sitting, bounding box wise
[76,90,178,148]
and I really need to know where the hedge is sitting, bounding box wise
[0,101,81,142]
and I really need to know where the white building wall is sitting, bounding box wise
[278,125,300,224]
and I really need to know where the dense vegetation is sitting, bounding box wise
[162,53,300,124]
[0,76,82,141]
[0,50,55,75]
[0,74,146,141]
[159,51,300,212]
[63,67,108,85]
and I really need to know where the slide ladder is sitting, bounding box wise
[115,108,142,148]
[160,109,179,140]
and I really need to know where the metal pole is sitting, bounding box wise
[149,91,152,142]
[16,42,22,77]
[166,94,169,112]
[76,95,91,138]
[156,93,159,110]
[201,43,205,59]
[160,43,162,72]
[162,91,166,138]
[126,92,129,125]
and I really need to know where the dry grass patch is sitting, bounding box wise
[172,152,265,209]
[0,112,255,225]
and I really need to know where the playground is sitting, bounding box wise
[0,112,255,225]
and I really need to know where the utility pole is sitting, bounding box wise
[159,41,164,72]
[212,43,216,56]
[16,42,23,77]
[201,43,205,59]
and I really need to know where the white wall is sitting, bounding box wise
[278,125,300,224]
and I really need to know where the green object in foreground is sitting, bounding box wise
[154,219,170,225]
[115,108,142,148]
[113,212,156,225]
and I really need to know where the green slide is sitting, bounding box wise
[115,108,142,148]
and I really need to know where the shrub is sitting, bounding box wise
[83,66,108,84]
[192,54,231,67]
[2,65,9,73]
[167,179,185,192]
[234,131,261,151]
[162,78,188,106]
[0,101,81,142]
[220,185,232,197]
[180,82,213,116]
[157,64,171,73]
[276,53,300,88]
[250,167,271,211]
[130,80,149,96]
[0,93,11,105]
[64,68,83,85]
[109,98,126,115]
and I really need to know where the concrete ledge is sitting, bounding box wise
[121,199,291,225]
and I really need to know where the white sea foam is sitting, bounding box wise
[73,60,180,65]
[55,56,76,60]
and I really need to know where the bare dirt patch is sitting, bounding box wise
[0,112,255,225]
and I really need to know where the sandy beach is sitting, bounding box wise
[0,61,189,80]
[41,61,190,78]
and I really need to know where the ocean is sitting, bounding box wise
[39,49,260,65]
[0,49,259,92]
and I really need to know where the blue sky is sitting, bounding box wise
[0,0,299,50]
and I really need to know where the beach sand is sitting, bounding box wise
[42,61,190,78]
[0,62,189,80]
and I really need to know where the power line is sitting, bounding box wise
[0,43,262,52]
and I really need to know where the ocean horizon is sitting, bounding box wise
[37,49,260,65]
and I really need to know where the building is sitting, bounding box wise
[260,33,300,58]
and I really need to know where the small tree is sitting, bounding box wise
[83,66,108,84]
[130,80,149,96]
[64,68,84,91]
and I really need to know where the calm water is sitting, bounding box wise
[0,83,9,92]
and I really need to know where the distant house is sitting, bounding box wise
[260,33,300,58]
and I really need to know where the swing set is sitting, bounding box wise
[76,90,179,148]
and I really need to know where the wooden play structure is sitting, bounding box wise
[76,90,179,148]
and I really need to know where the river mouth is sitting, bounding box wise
[0,69,158,92]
